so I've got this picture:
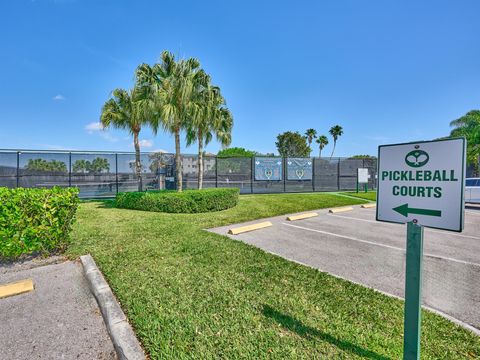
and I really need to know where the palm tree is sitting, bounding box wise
[90,157,110,174]
[136,51,204,191]
[329,125,343,159]
[315,135,329,158]
[186,79,233,189]
[304,128,317,154]
[100,83,154,191]
[450,110,480,176]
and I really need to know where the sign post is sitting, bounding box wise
[376,137,466,360]
[403,221,423,360]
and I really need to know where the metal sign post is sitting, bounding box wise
[376,137,466,360]
[403,221,424,360]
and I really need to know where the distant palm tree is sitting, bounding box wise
[450,110,480,176]
[304,128,317,155]
[315,135,329,158]
[329,125,343,159]
[90,157,110,174]
[186,81,233,189]
[100,84,154,191]
[136,51,204,191]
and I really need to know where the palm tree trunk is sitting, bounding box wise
[474,154,480,177]
[197,131,204,190]
[175,129,182,192]
[319,148,321,158]
[133,131,142,191]
[330,141,336,159]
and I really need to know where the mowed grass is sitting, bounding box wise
[68,193,479,359]
[341,191,377,202]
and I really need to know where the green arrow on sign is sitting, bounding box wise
[393,203,442,218]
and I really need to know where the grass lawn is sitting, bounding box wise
[341,191,377,202]
[68,192,479,359]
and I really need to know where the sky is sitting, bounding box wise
[0,0,479,157]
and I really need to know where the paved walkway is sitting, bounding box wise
[0,259,116,359]
[210,206,480,332]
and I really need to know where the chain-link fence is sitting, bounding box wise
[0,150,377,198]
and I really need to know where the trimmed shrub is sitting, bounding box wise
[116,188,240,213]
[0,187,80,260]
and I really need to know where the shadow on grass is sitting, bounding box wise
[262,305,390,360]
[81,199,116,208]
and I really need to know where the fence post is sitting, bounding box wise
[115,153,119,195]
[68,152,72,187]
[16,151,20,188]
[283,157,286,193]
[215,156,218,188]
[251,157,254,194]
[312,157,315,192]
[337,158,341,191]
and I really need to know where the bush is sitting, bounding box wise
[116,188,240,213]
[0,187,80,260]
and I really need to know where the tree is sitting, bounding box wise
[72,159,89,173]
[315,135,329,158]
[450,110,480,176]
[304,128,317,154]
[90,157,110,174]
[100,78,154,191]
[25,159,67,173]
[136,51,205,192]
[217,147,257,157]
[73,158,110,174]
[275,131,311,157]
[350,154,376,159]
[329,125,344,159]
[149,151,173,173]
[186,79,233,189]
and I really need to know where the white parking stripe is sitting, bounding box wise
[282,222,480,268]
[329,213,480,241]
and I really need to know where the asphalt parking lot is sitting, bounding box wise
[210,205,480,332]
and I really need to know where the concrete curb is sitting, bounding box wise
[80,255,145,360]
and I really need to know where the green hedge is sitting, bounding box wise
[0,187,80,260]
[116,188,240,213]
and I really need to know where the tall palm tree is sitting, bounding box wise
[186,81,233,189]
[136,51,203,191]
[315,135,329,158]
[329,125,343,159]
[304,128,317,154]
[100,84,154,191]
[450,110,480,176]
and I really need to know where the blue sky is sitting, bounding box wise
[0,0,479,156]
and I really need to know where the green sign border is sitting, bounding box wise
[376,137,466,233]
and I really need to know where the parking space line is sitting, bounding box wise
[282,222,404,251]
[329,213,480,241]
[282,222,480,267]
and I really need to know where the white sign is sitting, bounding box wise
[357,168,369,184]
[376,138,466,232]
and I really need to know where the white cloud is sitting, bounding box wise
[138,139,154,148]
[85,122,104,133]
[52,94,65,101]
[151,148,169,153]
[84,122,117,142]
